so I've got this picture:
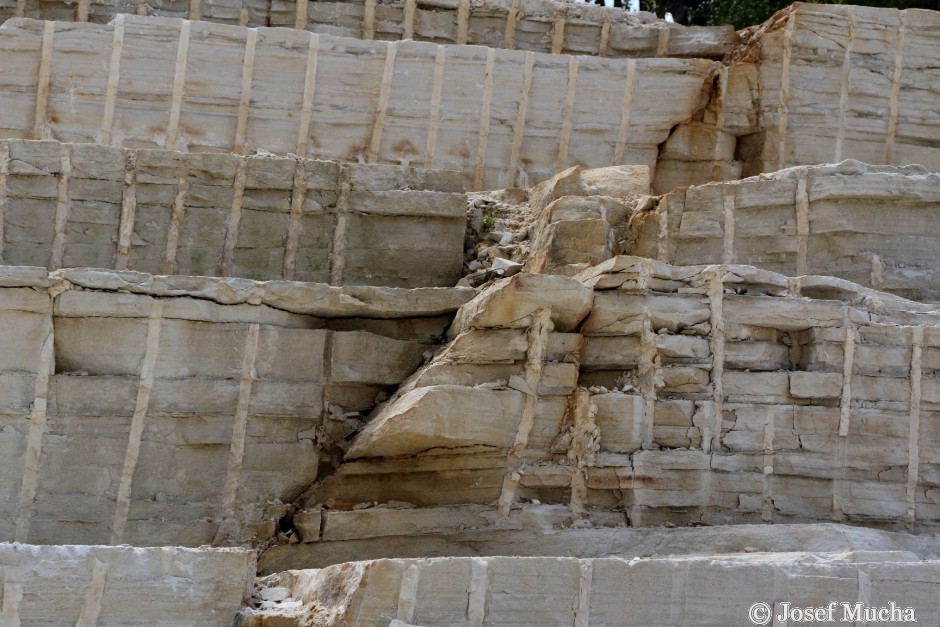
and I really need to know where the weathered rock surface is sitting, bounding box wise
[0,138,467,287]
[0,16,717,190]
[526,164,648,276]
[653,3,940,192]
[306,257,940,543]
[52,267,476,318]
[0,266,471,547]
[0,0,739,60]
[0,542,254,625]
[630,161,940,301]
[245,551,940,626]
[259,519,940,572]
[449,272,593,336]
[2,2,940,624]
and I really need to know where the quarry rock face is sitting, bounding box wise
[629,161,940,300]
[0,139,468,287]
[1,1,940,625]
[0,16,716,190]
[0,543,254,625]
[244,552,940,626]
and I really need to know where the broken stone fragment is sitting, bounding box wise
[788,371,844,400]
[53,267,475,319]
[346,385,525,459]
[258,587,291,602]
[529,165,651,215]
[529,218,611,277]
[491,257,523,277]
[448,273,593,337]
[293,511,323,543]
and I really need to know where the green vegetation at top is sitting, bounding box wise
[633,0,940,30]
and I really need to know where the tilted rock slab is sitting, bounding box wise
[309,260,940,544]
[0,265,473,547]
[0,16,717,189]
[0,542,253,625]
[245,552,940,626]
[0,138,467,288]
[1,0,738,60]
[629,161,940,301]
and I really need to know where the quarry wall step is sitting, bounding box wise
[0,138,467,288]
[0,265,473,548]
[749,3,940,175]
[309,263,940,537]
[0,0,739,59]
[244,552,940,626]
[628,160,940,302]
[0,16,718,190]
[521,158,940,302]
[0,0,739,60]
[659,3,940,191]
[0,542,254,625]
[258,518,940,573]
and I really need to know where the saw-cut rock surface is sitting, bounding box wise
[629,161,940,301]
[654,3,940,192]
[0,542,254,625]
[1,1,939,623]
[259,518,940,572]
[0,138,467,288]
[1,0,739,60]
[0,266,471,547]
[0,16,716,190]
[307,258,940,542]
[245,551,940,626]
[750,3,940,175]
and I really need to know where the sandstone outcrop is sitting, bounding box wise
[0,266,472,547]
[2,1,940,624]
[630,160,940,301]
[290,260,940,565]
[245,552,940,625]
[743,3,940,175]
[653,3,940,192]
[2,0,739,59]
[0,16,716,189]
[0,543,254,625]
[0,138,467,287]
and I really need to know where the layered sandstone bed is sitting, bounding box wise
[0,543,253,625]
[0,265,471,547]
[2,0,738,59]
[0,16,716,189]
[244,552,940,625]
[0,1,939,625]
[291,262,940,549]
[0,138,467,286]
[629,161,940,300]
[654,3,940,192]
